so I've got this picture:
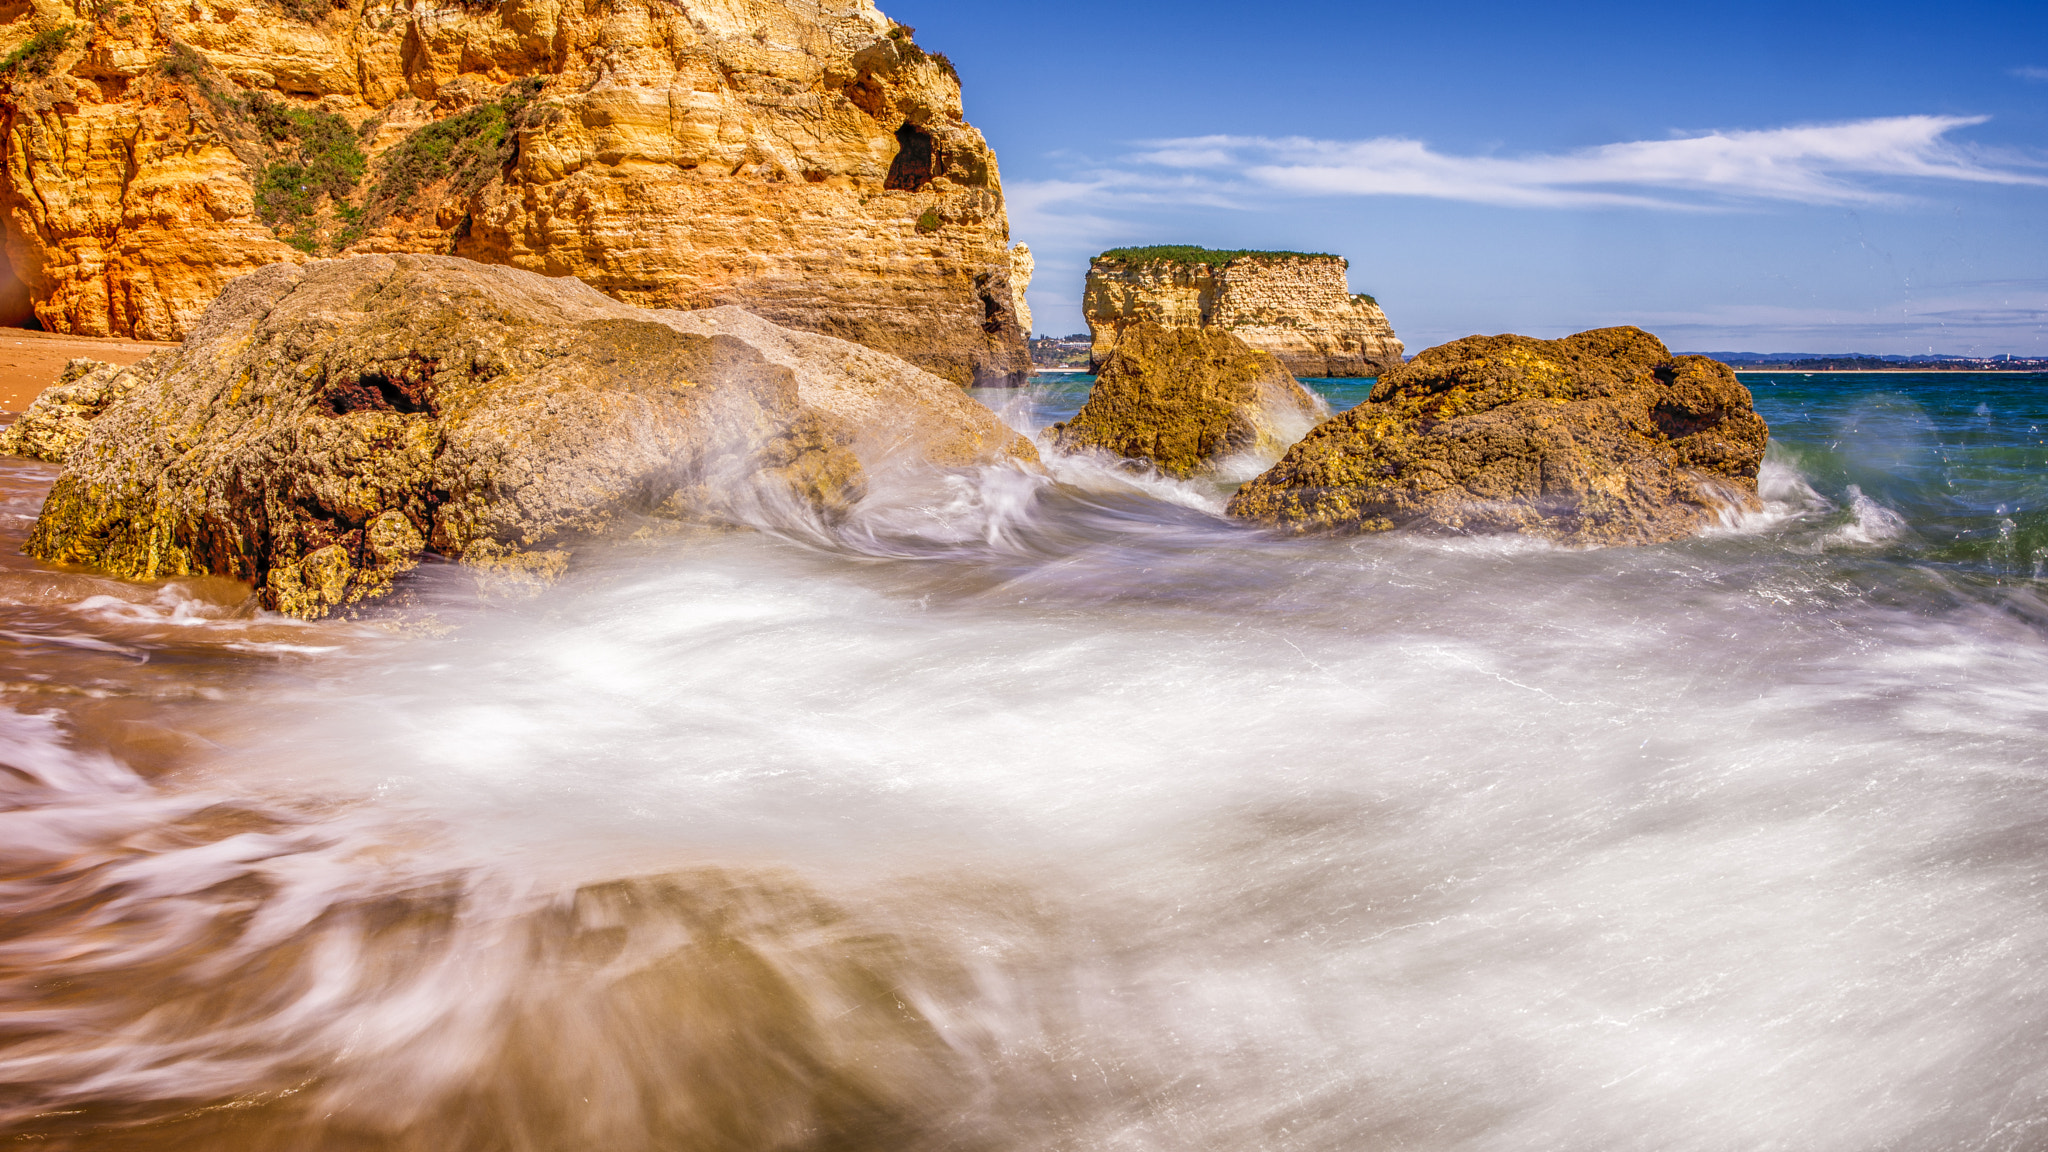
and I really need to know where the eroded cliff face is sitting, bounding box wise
[0,0,1030,384]
[1083,251,1402,378]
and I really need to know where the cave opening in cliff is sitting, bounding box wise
[0,221,38,330]
[885,124,935,192]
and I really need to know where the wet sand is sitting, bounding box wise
[0,329,177,412]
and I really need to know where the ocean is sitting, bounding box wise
[4,370,2048,1150]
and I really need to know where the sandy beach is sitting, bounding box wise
[0,328,177,413]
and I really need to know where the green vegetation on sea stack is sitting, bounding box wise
[1096,245,1339,266]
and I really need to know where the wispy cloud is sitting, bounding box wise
[1123,116,2043,210]
[1007,115,2048,343]
[2012,66,2048,83]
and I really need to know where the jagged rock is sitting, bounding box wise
[1009,243,1035,338]
[1049,322,1323,479]
[1084,247,1402,377]
[0,0,1030,384]
[0,357,152,462]
[1227,327,1768,545]
[25,254,1035,618]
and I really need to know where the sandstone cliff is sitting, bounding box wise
[0,0,1030,384]
[1084,246,1402,378]
[1008,242,1033,338]
[1227,327,1767,546]
[25,254,1035,617]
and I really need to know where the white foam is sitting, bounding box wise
[1825,484,1911,547]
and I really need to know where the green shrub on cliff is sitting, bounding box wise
[158,42,206,80]
[883,22,958,79]
[1,26,74,77]
[362,77,545,219]
[1096,244,1338,267]
[248,96,367,248]
[371,105,510,205]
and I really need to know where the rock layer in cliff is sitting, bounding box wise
[1226,326,1768,546]
[1049,322,1322,480]
[25,254,1035,618]
[1084,246,1403,378]
[0,0,1030,385]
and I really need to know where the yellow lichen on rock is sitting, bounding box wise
[1227,326,1770,546]
[0,355,156,460]
[1049,321,1322,480]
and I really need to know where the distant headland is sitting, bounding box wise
[1695,352,2048,372]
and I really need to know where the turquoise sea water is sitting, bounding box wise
[1741,372,2048,577]
[1018,368,2048,580]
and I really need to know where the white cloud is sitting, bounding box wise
[1125,116,2044,210]
[2013,66,2048,83]
[1005,116,2048,344]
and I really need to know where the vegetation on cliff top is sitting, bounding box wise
[885,23,957,80]
[1096,245,1339,267]
[1094,244,1380,305]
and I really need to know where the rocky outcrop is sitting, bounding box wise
[25,254,1035,617]
[0,356,147,461]
[1049,322,1322,480]
[1009,243,1033,338]
[0,0,1030,384]
[1227,327,1768,545]
[1084,247,1402,378]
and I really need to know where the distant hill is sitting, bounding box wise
[1685,352,2048,371]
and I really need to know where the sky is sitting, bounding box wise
[883,0,2048,355]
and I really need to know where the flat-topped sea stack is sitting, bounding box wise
[1228,326,1768,546]
[1083,246,1403,378]
[0,0,1029,385]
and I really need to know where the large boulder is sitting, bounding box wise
[1226,327,1768,545]
[1049,322,1324,479]
[0,358,154,462]
[25,255,1036,617]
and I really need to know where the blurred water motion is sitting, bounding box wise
[5,374,2048,1150]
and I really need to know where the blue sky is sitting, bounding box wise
[885,0,2048,354]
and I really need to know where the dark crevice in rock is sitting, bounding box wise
[1652,399,1717,441]
[323,370,434,416]
[884,124,933,192]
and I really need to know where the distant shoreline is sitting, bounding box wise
[1732,368,2048,375]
